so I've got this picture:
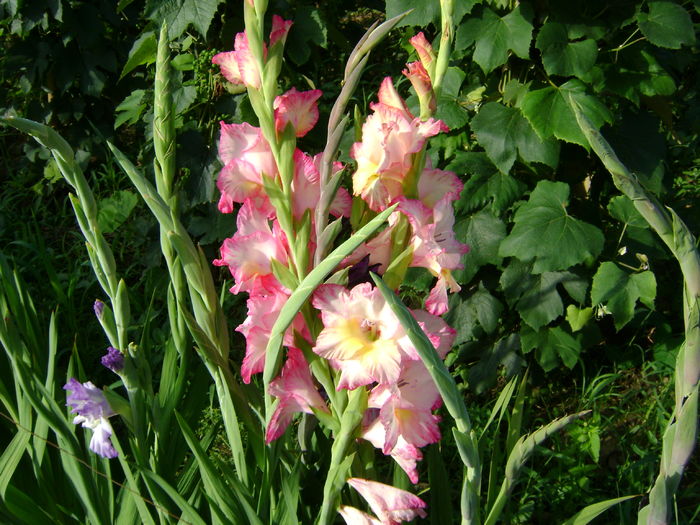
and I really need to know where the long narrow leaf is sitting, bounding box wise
[562,495,639,525]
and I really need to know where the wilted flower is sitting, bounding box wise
[64,378,117,459]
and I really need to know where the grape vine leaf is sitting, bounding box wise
[536,21,598,78]
[607,196,649,229]
[449,153,526,214]
[286,6,327,65]
[566,305,593,332]
[521,325,582,371]
[453,209,507,284]
[471,102,559,174]
[120,31,157,80]
[459,5,533,74]
[591,262,657,329]
[500,260,588,330]
[499,181,605,273]
[445,283,504,344]
[636,1,695,49]
[115,90,147,129]
[146,0,224,39]
[521,79,612,148]
[98,191,138,233]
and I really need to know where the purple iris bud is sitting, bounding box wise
[101,346,124,373]
[93,300,105,319]
[64,378,118,459]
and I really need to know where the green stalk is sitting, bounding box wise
[572,103,699,525]
[433,0,455,99]
[317,388,366,525]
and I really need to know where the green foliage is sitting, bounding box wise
[499,181,604,273]
[457,5,533,74]
[1,0,698,523]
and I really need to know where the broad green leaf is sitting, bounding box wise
[146,0,224,39]
[114,90,147,129]
[607,195,649,229]
[453,209,507,284]
[286,6,328,65]
[472,102,559,174]
[449,153,526,214]
[521,325,582,371]
[436,97,469,129]
[499,181,604,273]
[591,262,657,329]
[500,260,588,330]
[566,305,593,332]
[636,1,695,49]
[461,6,534,74]
[120,31,157,79]
[561,495,639,525]
[521,79,612,147]
[445,283,504,344]
[97,191,138,233]
[536,22,598,78]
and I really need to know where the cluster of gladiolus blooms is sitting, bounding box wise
[211,16,467,524]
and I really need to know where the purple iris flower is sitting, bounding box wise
[64,378,118,459]
[101,346,124,373]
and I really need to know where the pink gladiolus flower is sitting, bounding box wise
[269,15,293,47]
[236,287,308,383]
[213,200,289,296]
[351,78,448,211]
[292,151,352,221]
[362,414,423,484]
[212,32,261,89]
[417,164,464,207]
[399,196,469,315]
[368,359,447,452]
[347,478,427,524]
[265,348,329,442]
[274,88,323,137]
[403,62,435,114]
[216,122,277,214]
[338,506,383,525]
[312,283,454,390]
[312,283,405,389]
[409,32,436,76]
[212,16,292,89]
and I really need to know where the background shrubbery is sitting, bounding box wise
[1,0,698,523]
